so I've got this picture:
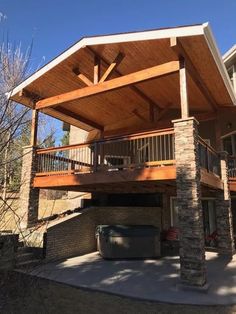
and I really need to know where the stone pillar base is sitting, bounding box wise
[173,117,206,287]
[216,152,235,257]
[19,146,39,229]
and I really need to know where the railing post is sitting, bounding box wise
[93,142,98,172]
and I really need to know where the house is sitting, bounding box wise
[9,23,236,288]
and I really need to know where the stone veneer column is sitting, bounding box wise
[19,146,39,229]
[173,117,206,287]
[216,152,235,256]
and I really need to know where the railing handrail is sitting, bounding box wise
[36,127,175,154]
[198,136,218,156]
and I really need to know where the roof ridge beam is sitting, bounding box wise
[36,60,180,110]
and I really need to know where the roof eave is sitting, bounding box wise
[203,22,236,105]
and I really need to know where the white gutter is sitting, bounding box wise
[203,22,236,105]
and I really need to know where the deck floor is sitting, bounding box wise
[29,251,236,306]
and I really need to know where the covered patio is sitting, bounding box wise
[30,251,236,305]
[9,23,236,289]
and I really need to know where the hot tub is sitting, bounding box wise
[96,225,160,259]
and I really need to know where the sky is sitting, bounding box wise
[1,0,236,70]
[1,0,236,142]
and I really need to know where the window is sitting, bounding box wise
[227,64,236,92]
[222,133,236,156]
[170,197,178,227]
[170,198,217,237]
[202,199,217,237]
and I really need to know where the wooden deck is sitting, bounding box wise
[33,128,224,192]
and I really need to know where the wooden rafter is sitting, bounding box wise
[194,111,216,122]
[132,109,148,122]
[36,61,180,110]
[170,37,218,112]
[73,68,93,86]
[99,52,124,83]
[55,106,104,131]
[86,47,162,111]
[156,103,173,122]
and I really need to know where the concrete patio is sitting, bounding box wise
[28,251,236,306]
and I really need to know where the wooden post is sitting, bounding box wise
[215,114,222,151]
[94,56,100,84]
[179,58,189,119]
[30,109,39,147]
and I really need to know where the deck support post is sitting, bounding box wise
[30,109,39,146]
[179,58,189,119]
[173,117,206,287]
[216,152,235,256]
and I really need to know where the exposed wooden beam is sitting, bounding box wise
[99,52,124,83]
[73,68,93,86]
[86,46,162,111]
[94,55,100,84]
[36,61,180,110]
[156,103,173,122]
[194,111,217,122]
[55,106,104,131]
[170,37,218,112]
[179,58,189,119]
[30,109,39,146]
[18,89,42,104]
[132,109,148,122]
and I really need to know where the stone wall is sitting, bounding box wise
[19,146,39,228]
[173,117,206,286]
[216,152,235,255]
[45,207,162,261]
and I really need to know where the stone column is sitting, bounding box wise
[216,152,235,256]
[173,117,206,287]
[19,146,39,229]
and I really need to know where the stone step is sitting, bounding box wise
[17,246,32,253]
[16,252,35,263]
[15,258,42,269]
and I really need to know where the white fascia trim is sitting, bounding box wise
[10,25,205,98]
[203,22,236,105]
[223,44,236,63]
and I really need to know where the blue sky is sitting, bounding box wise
[1,0,236,70]
[1,0,236,143]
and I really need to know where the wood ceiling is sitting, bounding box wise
[11,32,234,138]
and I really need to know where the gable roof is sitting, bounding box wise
[9,23,236,134]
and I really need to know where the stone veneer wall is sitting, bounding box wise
[173,117,206,287]
[45,207,162,261]
[216,152,235,255]
[19,146,39,229]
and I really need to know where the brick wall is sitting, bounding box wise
[45,207,162,261]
